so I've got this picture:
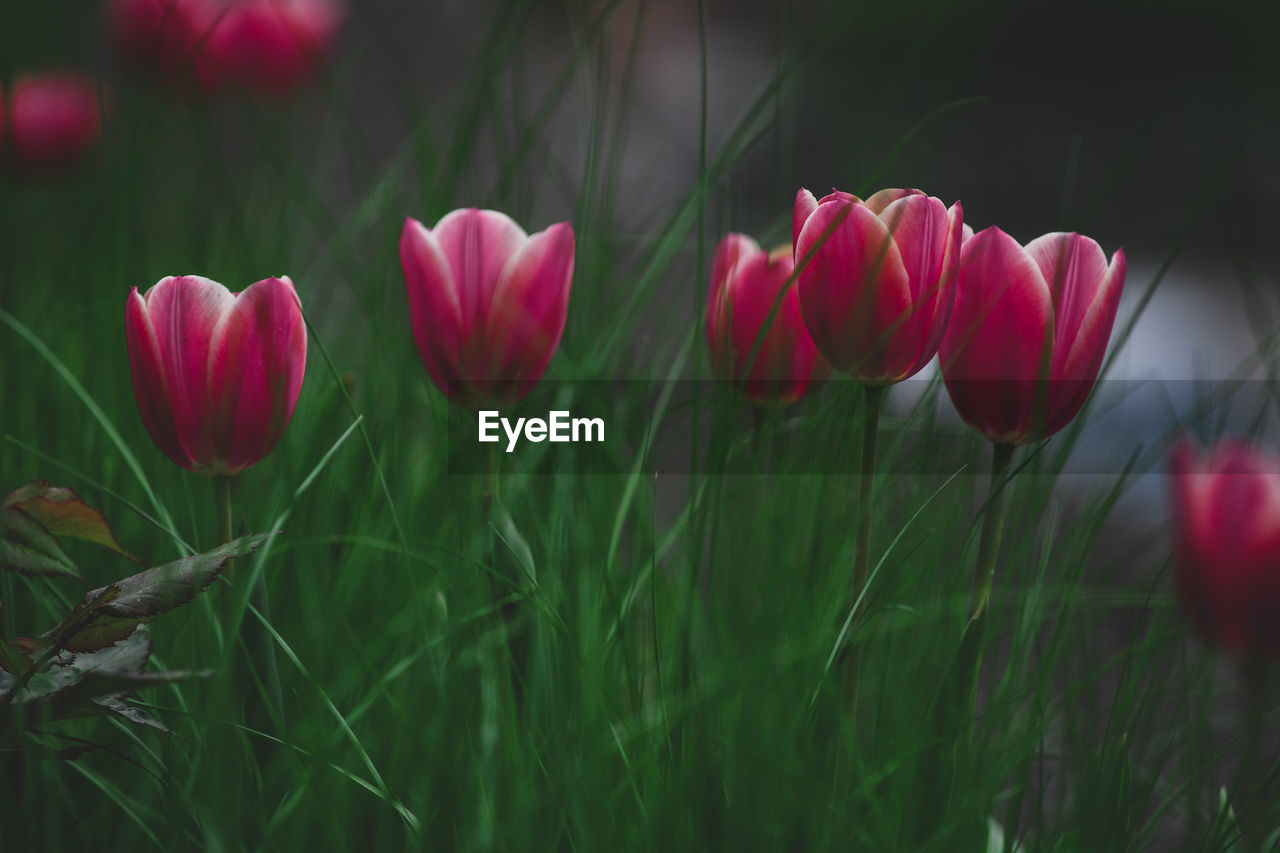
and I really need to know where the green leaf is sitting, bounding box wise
[0,505,81,579]
[23,624,153,701]
[0,636,32,676]
[0,504,81,578]
[13,626,204,725]
[3,481,140,563]
[48,533,271,652]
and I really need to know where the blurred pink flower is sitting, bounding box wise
[109,0,342,94]
[109,0,221,90]
[209,0,343,93]
[1169,439,1280,658]
[3,73,103,175]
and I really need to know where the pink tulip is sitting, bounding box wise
[4,73,103,174]
[939,227,1126,445]
[109,0,341,94]
[792,187,962,384]
[108,0,221,89]
[400,209,575,405]
[207,0,343,94]
[706,233,830,405]
[1169,439,1280,658]
[125,275,307,475]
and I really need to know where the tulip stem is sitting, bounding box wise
[214,475,236,620]
[212,474,241,739]
[969,442,1014,622]
[846,383,886,716]
[961,441,1015,732]
[480,443,520,716]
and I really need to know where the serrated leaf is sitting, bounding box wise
[0,506,81,579]
[3,481,140,564]
[13,627,205,724]
[0,636,32,676]
[45,586,120,654]
[48,533,271,652]
[23,624,153,701]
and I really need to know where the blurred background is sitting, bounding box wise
[4,0,1275,379]
[5,0,1277,538]
[2,1,1278,848]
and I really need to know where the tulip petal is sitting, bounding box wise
[816,189,859,206]
[863,187,919,216]
[1043,246,1126,434]
[708,233,760,374]
[1053,245,1125,380]
[779,285,832,401]
[940,227,1052,444]
[712,232,758,296]
[1025,233,1109,374]
[878,193,949,304]
[432,208,528,335]
[871,193,958,378]
[724,250,780,377]
[796,197,911,380]
[792,188,819,260]
[144,275,235,469]
[706,237,827,405]
[206,277,307,474]
[914,200,965,367]
[401,217,466,398]
[481,221,575,400]
[125,286,193,470]
[733,249,817,400]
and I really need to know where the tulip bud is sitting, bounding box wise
[4,73,103,175]
[792,187,962,385]
[706,233,830,405]
[1168,439,1280,659]
[125,275,307,475]
[400,209,575,406]
[939,228,1125,445]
